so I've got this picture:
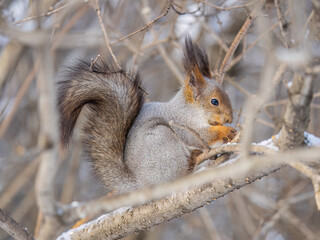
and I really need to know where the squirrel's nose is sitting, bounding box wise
[226,115,233,124]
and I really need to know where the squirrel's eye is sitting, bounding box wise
[211,98,219,106]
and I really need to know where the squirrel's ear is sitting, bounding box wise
[187,68,206,100]
[183,36,211,100]
[183,36,212,79]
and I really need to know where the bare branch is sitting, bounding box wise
[226,19,280,72]
[276,73,314,149]
[110,1,171,45]
[288,162,320,210]
[0,60,40,138]
[313,179,320,210]
[0,208,35,240]
[89,54,101,71]
[93,0,120,69]
[141,0,184,83]
[13,3,71,25]
[35,48,60,240]
[1,1,320,239]
[201,0,256,11]
[0,157,40,209]
[58,146,320,239]
[274,0,291,48]
[59,142,320,226]
[0,41,25,90]
[217,13,255,84]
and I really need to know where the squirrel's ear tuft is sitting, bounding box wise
[183,36,212,79]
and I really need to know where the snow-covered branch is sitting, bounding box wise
[58,142,320,239]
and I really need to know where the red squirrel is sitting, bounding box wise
[58,37,236,193]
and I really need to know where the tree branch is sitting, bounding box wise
[0,208,35,240]
[276,73,314,149]
[57,146,320,239]
[217,13,255,84]
[93,0,120,69]
[58,143,276,223]
[274,0,291,48]
[35,47,60,240]
[0,60,40,138]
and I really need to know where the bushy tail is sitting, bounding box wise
[57,60,144,192]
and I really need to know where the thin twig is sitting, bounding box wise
[217,14,255,84]
[199,207,222,240]
[226,20,279,72]
[0,208,35,240]
[201,21,229,52]
[0,40,24,89]
[110,1,171,45]
[0,59,40,138]
[11,187,35,223]
[51,5,89,51]
[252,189,317,239]
[289,162,320,210]
[313,179,320,210]
[34,212,43,239]
[304,10,315,29]
[234,108,243,127]
[170,1,201,15]
[289,162,317,179]
[273,62,288,86]
[13,3,71,24]
[225,77,252,96]
[141,0,184,83]
[94,0,120,69]
[0,157,40,209]
[201,0,256,11]
[89,54,101,71]
[274,0,290,48]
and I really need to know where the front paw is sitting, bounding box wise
[222,127,237,143]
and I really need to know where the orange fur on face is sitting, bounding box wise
[183,77,194,103]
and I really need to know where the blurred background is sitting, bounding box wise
[0,0,320,239]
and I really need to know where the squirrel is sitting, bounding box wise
[58,37,237,193]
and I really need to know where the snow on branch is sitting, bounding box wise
[57,142,320,239]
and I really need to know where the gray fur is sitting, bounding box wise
[58,39,233,193]
[58,60,144,192]
[125,91,212,190]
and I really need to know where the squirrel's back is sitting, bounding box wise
[58,61,144,192]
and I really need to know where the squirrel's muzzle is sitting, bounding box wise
[226,117,232,124]
[224,113,233,124]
